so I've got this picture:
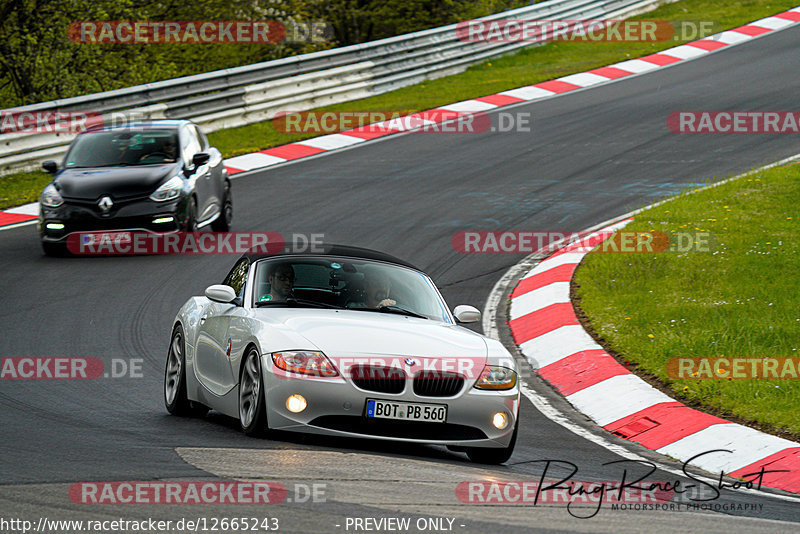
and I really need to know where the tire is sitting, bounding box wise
[211,181,232,232]
[466,416,518,464]
[238,346,268,437]
[164,325,208,417]
[42,241,67,257]
[183,197,198,232]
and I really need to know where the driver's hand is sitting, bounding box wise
[377,298,396,308]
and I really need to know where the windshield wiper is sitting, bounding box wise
[379,305,428,319]
[255,297,342,309]
[73,163,135,168]
[352,305,428,319]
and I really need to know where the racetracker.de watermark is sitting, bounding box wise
[455,19,717,43]
[668,111,800,133]
[667,357,800,379]
[0,358,143,379]
[456,477,677,519]
[69,481,327,505]
[453,230,717,254]
[271,355,518,381]
[0,112,171,135]
[1,111,100,134]
[273,110,532,134]
[66,232,324,255]
[69,21,286,44]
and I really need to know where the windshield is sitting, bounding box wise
[64,130,180,168]
[253,256,452,323]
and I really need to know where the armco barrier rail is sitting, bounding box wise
[0,0,663,175]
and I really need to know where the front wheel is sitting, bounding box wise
[239,346,268,436]
[164,325,208,417]
[182,197,198,232]
[466,416,518,464]
[211,181,232,232]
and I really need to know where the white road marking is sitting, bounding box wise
[520,324,603,369]
[659,44,710,60]
[297,133,366,150]
[656,423,799,474]
[497,86,556,100]
[520,252,584,279]
[4,202,39,215]
[557,72,612,87]
[566,374,673,427]
[225,152,286,170]
[437,100,498,112]
[508,281,571,319]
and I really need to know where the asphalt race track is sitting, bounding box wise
[1,23,800,533]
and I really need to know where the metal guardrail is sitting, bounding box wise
[0,0,663,175]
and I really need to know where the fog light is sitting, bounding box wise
[46,223,65,230]
[286,394,307,413]
[153,216,174,224]
[492,412,508,429]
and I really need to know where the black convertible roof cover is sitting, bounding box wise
[243,244,419,271]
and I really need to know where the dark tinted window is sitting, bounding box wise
[64,130,179,168]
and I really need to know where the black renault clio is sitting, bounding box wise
[38,120,233,255]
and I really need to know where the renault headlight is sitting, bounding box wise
[41,184,64,208]
[149,175,183,202]
[474,366,517,390]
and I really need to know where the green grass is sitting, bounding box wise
[574,163,800,439]
[2,0,798,209]
[0,170,52,210]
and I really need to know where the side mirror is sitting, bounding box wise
[205,284,237,303]
[192,152,210,167]
[453,305,481,324]
[42,161,58,174]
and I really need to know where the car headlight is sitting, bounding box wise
[41,184,64,208]
[474,366,517,390]
[149,175,183,202]
[272,351,339,377]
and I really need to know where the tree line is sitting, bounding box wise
[0,0,529,108]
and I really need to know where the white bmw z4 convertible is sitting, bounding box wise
[164,245,520,463]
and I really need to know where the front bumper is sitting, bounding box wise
[262,355,520,448]
[39,196,185,242]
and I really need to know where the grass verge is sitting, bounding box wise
[0,170,53,210]
[574,162,800,440]
[2,0,798,210]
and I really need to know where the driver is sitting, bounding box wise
[161,138,178,161]
[137,137,178,163]
[262,263,295,302]
[361,272,396,308]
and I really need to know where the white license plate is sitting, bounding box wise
[83,231,132,245]
[366,399,447,422]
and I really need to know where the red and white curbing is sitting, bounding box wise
[507,220,800,494]
[2,7,799,230]
[0,202,39,229]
